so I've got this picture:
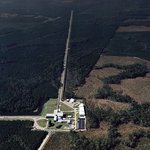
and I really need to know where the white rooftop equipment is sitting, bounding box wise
[54,109,63,117]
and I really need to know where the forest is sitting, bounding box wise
[0,121,47,150]
[65,0,150,97]
[0,0,71,114]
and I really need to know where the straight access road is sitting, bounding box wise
[57,10,74,109]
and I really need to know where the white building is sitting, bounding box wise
[46,109,63,120]
[79,103,85,118]
[54,109,63,117]
[46,113,55,118]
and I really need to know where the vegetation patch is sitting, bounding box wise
[44,132,70,150]
[136,138,150,150]
[119,78,150,103]
[123,130,150,148]
[95,85,135,104]
[87,99,128,111]
[87,102,150,129]
[69,126,121,150]
[80,121,109,140]
[75,68,120,99]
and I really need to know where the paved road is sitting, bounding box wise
[57,10,74,109]
[0,116,46,130]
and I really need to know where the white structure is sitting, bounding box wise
[54,115,58,122]
[54,109,63,117]
[46,109,63,121]
[46,113,54,118]
[79,103,85,118]
[69,98,75,103]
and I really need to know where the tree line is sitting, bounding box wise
[98,63,149,84]
[95,84,135,104]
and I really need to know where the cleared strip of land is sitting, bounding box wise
[117,25,150,32]
[57,10,74,108]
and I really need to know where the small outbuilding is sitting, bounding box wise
[69,98,75,103]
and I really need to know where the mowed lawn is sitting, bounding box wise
[60,102,73,112]
[40,99,57,116]
[40,99,73,116]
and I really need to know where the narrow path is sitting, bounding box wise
[57,10,74,109]
[0,116,44,121]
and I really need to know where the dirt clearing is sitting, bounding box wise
[86,99,129,111]
[118,123,150,138]
[80,121,109,140]
[110,77,150,103]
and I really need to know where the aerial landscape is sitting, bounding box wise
[0,0,150,149]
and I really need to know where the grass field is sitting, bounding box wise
[60,102,74,112]
[40,99,57,116]
[37,119,47,128]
